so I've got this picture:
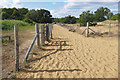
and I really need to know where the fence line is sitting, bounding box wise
[13,23,53,71]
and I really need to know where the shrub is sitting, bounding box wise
[23,18,33,24]
[0,20,31,30]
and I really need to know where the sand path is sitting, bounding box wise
[16,24,118,78]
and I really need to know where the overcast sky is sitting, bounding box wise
[0,0,119,18]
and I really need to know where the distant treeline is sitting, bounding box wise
[0,7,119,26]
[53,7,119,26]
[0,8,52,24]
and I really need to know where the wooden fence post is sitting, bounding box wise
[46,23,49,41]
[14,25,19,71]
[35,24,40,47]
[49,24,53,39]
[69,26,71,31]
[86,22,89,37]
[40,24,45,46]
[79,23,80,29]
[109,21,111,37]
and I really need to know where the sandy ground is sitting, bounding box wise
[16,24,118,78]
[2,28,35,78]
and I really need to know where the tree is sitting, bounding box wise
[53,18,60,23]
[25,9,52,23]
[25,9,37,22]
[63,15,77,24]
[110,13,119,20]
[107,12,113,19]
[18,8,28,20]
[78,10,94,26]
[2,8,14,19]
[94,7,111,22]
[11,9,20,19]
[53,15,77,24]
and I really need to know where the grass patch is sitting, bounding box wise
[0,20,34,31]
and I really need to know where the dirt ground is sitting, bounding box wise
[16,24,118,78]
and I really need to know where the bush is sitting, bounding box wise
[0,20,31,30]
[23,18,33,24]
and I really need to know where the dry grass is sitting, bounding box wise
[2,25,40,78]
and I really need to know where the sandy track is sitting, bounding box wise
[16,24,118,78]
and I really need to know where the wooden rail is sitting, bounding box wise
[0,36,11,40]
[25,33,37,61]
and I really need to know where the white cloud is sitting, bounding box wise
[11,0,22,8]
[51,2,118,18]
[0,0,11,8]
[0,0,22,8]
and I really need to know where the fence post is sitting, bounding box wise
[79,23,80,29]
[109,21,111,37]
[46,23,49,41]
[35,24,40,47]
[86,22,89,37]
[40,24,45,46]
[14,25,19,71]
[49,24,53,39]
[69,26,71,31]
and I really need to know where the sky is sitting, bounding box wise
[0,0,119,18]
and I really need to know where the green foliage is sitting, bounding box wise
[78,7,113,26]
[1,8,28,20]
[11,9,20,19]
[94,7,111,22]
[25,9,52,23]
[110,14,119,20]
[23,18,33,24]
[53,18,60,23]
[0,20,31,30]
[53,15,77,24]
[1,8,52,23]
[78,10,94,26]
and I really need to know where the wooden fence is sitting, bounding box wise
[14,23,53,71]
[58,21,112,37]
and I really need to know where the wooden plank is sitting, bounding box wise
[89,28,99,35]
[35,24,40,47]
[25,34,37,61]
[81,28,87,34]
[46,23,49,41]
[109,21,111,37]
[86,22,89,37]
[40,24,45,46]
[14,25,19,71]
